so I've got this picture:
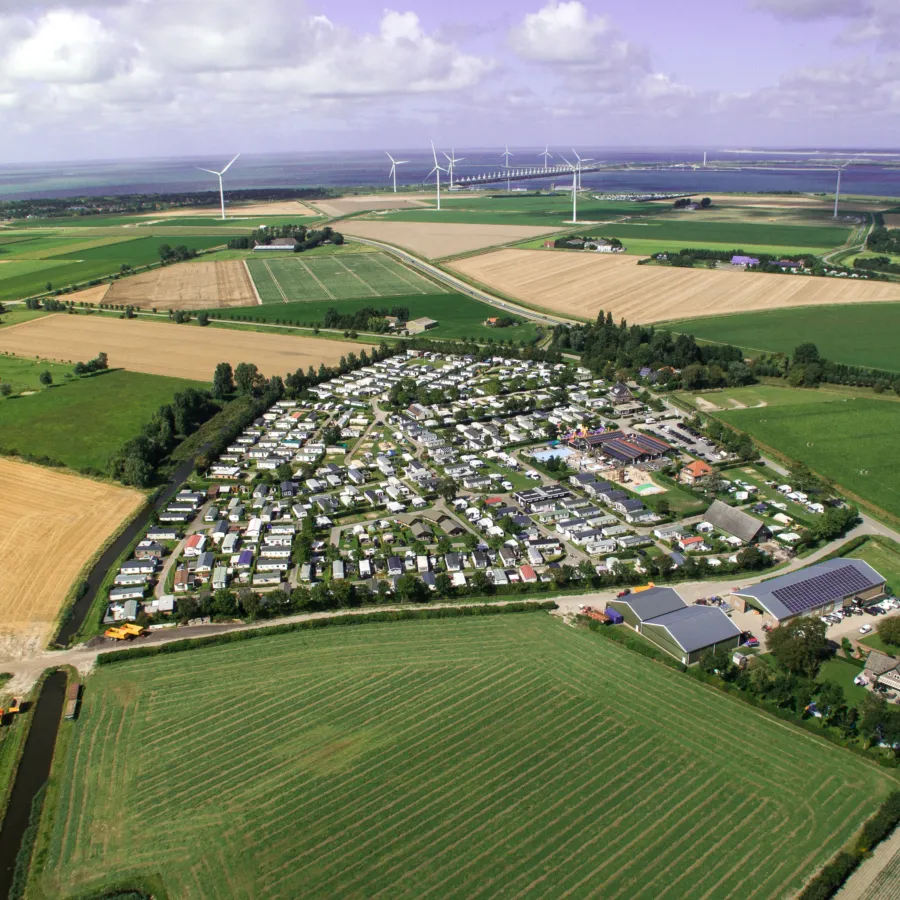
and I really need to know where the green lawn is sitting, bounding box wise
[816,658,870,708]
[209,292,539,342]
[715,394,900,522]
[0,354,74,393]
[0,307,47,329]
[666,303,900,372]
[49,234,226,262]
[0,368,203,471]
[847,537,900,594]
[682,384,872,410]
[29,615,895,900]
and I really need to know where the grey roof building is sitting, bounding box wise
[642,606,741,657]
[705,499,769,544]
[609,586,685,625]
[734,558,885,622]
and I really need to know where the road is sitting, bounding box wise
[346,236,574,328]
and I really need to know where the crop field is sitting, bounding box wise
[314,195,431,217]
[209,293,539,342]
[247,252,448,303]
[666,303,900,372]
[339,220,561,258]
[0,314,367,381]
[449,249,900,323]
[31,615,895,900]
[0,458,143,656]
[716,395,900,522]
[102,260,257,310]
[0,369,202,471]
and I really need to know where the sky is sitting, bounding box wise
[0,0,897,162]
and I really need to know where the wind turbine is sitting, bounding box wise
[833,155,861,219]
[571,149,593,190]
[540,146,553,169]
[502,144,514,191]
[560,155,579,223]
[443,149,465,189]
[428,141,448,210]
[197,153,240,220]
[386,152,408,193]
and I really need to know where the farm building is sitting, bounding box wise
[574,430,670,464]
[607,586,740,664]
[407,317,439,334]
[253,237,297,251]
[704,500,769,544]
[732,558,886,623]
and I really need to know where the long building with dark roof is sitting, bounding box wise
[733,558,885,623]
[573,430,671,464]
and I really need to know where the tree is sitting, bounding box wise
[736,546,767,570]
[0,383,11,397]
[234,362,263,396]
[878,616,900,648]
[793,342,821,366]
[212,362,235,399]
[700,197,712,208]
[435,573,453,597]
[767,616,829,678]
[860,692,890,745]
[437,478,458,504]
[197,312,210,327]
[396,573,425,602]
[238,587,260,619]
[817,681,846,723]
[212,589,237,617]
[39,370,53,386]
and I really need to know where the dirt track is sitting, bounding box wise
[0,458,144,659]
[449,248,900,323]
[0,315,367,381]
[103,261,257,310]
[340,220,558,259]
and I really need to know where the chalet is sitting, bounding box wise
[680,460,712,485]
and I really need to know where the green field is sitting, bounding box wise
[848,538,900,594]
[30,615,895,900]
[666,303,900,373]
[0,368,202,470]
[683,384,875,410]
[0,354,74,393]
[209,292,540,341]
[247,252,449,304]
[715,393,900,521]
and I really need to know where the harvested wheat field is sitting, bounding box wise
[316,196,431,217]
[341,220,558,259]
[62,283,111,305]
[449,249,900,323]
[0,315,365,381]
[0,458,143,656]
[139,200,318,218]
[103,261,257,310]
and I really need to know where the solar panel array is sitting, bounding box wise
[771,564,875,615]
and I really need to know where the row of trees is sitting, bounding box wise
[867,226,900,255]
[322,305,409,332]
[158,244,198,264]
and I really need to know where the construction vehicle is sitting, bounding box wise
[633,582,656,593]
[7,697,22,715]
[104,626,133,641]
[118,623,146,638]
[579,606,611,624]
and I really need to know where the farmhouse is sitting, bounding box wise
[704,499,769,544]
[607,586,740,664]
[680,460,712,485]
[732,558,886,622]
[407,317,439,335]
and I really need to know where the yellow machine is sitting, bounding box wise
[119,623,145,637]
[104,627,132,641]
[633,582,657,593]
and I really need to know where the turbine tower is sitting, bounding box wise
[560,155,579,224]
[502,144,514,192]
[571,149,593,190]
[540,146,553,169]
[197,153,240,220]
[443,149,465,189]
[833,155,861,219]
[386,152,408,193]
[428,141,449,211]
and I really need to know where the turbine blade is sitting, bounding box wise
[220,153,240,174]
[386,151,395,163]
[197,167,220,175]
[431,140,439,167]
[395,160,409,165]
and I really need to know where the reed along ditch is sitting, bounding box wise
[55,451,207,646]
[0,670,67,899]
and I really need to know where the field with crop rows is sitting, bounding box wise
[667,303,900,372]
[716,395,900,522]
[31,616,895,900]
[247,252,448,303]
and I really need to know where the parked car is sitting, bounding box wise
[859,624,874,635]
[742,634,760,648]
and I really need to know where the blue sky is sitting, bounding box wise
[0,1,896,161]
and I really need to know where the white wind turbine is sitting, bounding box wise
[197,153,240,220]
[833,155,862,219]
[386,152,408,193]
[502,144,514,191]
[571,149,593,190]
[540,146,553,169]
[443,149,465,189]
[428,141,449,210]
[559,154,579,223]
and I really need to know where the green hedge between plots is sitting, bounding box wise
[799,791,900,899]
[96,602,558,666]
[578,618,687,672]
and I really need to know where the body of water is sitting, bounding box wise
[1,148,899,201]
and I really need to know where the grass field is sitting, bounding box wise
[666,303,900,372]
[0,369,202,471]
[681,384,880,411]
[715,393,900,522]
[247,252,448,303]
[209,293,539,341]
[847,538,900,594]
[30,615,896,900]
[0,354,74,393]
[0,458,143,656]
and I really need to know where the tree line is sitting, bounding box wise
[230,224,344,252]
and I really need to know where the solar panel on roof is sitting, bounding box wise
[771,565,874,615]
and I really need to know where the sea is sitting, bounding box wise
[1,148,900,201]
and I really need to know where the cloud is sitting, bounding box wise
[750,0,865,20]
[509,1,612,63]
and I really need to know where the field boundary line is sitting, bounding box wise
[298,259,335,300]
[244,260,263,306]
[333,258,381,298]
[262,260,290,303]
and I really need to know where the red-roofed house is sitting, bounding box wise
[680,460,713,485]
[519,564,538,583]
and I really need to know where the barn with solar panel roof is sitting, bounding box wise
[732,558,886,623]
